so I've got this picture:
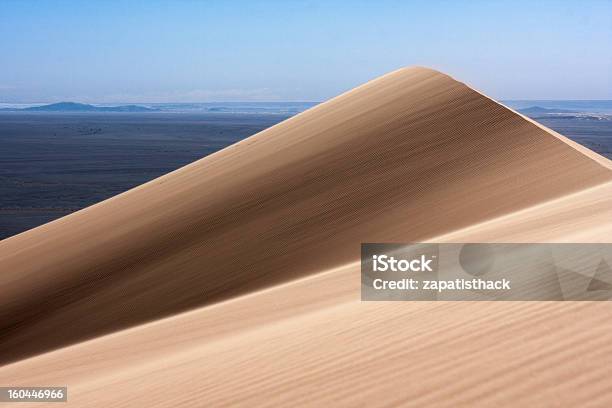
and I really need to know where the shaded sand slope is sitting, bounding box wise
[1,67,611,366]
[1,185,612,407]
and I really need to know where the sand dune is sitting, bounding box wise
[1,67,611,406]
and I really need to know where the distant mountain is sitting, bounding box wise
[5,102,158,112]
[518,106,577,114]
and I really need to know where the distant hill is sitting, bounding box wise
[5,102,158,112]
[518,106,577,114]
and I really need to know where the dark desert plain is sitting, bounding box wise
[0,111,296,239]
[0,101,610,240]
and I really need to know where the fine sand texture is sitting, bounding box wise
[1,67,611,407]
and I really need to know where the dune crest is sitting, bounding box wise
[1,67,611,403]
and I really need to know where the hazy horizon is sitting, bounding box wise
[2,99,612,106]
[3,92,612,107]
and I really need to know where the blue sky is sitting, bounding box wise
[1,0,611,103]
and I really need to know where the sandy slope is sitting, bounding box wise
[1,67,611,406]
